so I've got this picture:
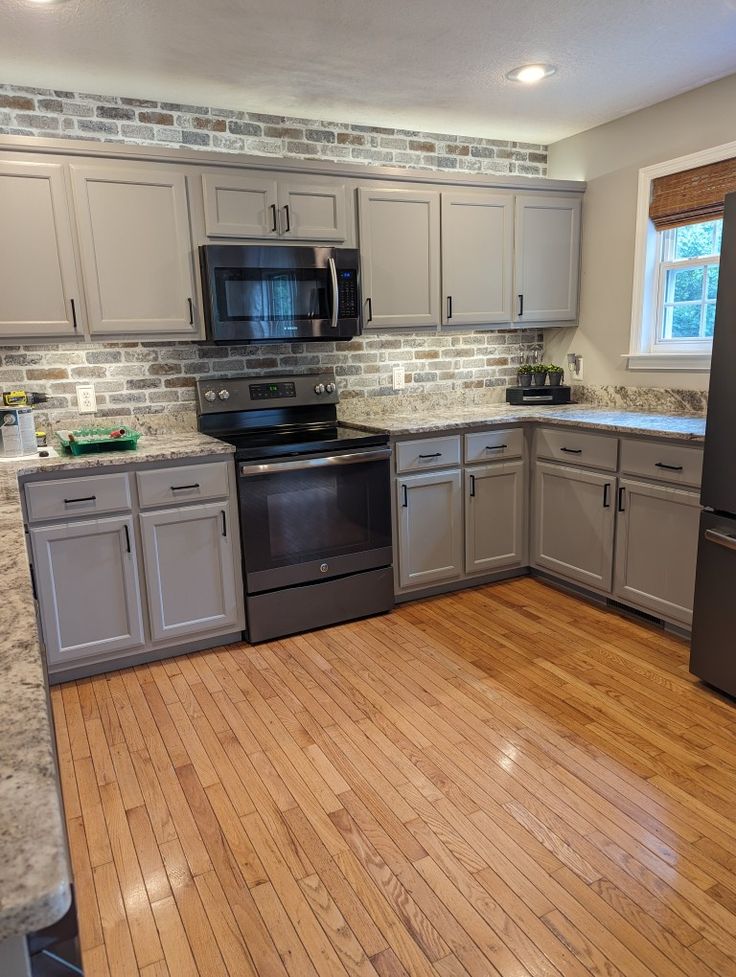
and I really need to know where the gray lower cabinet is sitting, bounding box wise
[397,469,463,589]
[139,500,240,642]
[613,477,701,625]
[533,461,615,591]
[30,515,145,668]
[465,461,525,574]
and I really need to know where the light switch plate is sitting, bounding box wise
[392,366,405,391]
[76,383,97,414]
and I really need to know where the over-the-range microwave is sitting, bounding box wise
[199,244,362,343]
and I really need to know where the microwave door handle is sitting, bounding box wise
[328,256,339,329]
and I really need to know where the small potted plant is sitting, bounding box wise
[517,363,534,388]
[530,363,548,387]
[547,364,564,387]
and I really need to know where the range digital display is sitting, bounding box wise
[249,382,297,401]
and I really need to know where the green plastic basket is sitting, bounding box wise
[56,426,141,456]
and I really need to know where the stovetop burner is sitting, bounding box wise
[217,423,388,462]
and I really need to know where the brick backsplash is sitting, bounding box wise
[0,332,543,431]
[0,83,547,176]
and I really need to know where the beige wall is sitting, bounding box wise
[545,72,736,391]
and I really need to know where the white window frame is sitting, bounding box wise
[626,139,736,372]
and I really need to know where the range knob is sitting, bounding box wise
[218,389,230,401]
[203,390,216,402]
[314,383,326,395]
[325,382,336,394]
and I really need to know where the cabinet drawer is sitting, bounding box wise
[136,461,230,508]
[395,435,461,473]
[25,473,131,522]
[535,427,618,472]
[620,438,703,488]
[465,428,523,464]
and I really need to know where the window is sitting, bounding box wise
[628,142,736,371]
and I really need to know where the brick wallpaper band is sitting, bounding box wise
[0,83,547,176]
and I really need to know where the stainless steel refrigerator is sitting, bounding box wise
[690,192,736,697]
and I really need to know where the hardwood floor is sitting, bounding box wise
[50,577,736,977]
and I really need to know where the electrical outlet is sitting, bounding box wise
[575,356,584,381]
[76,383,97,414]
[392,366,405,391]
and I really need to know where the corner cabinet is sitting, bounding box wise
[513,194,581,323]
[396,469,463,589]
[0,160,82,338]
[70,163,198,336]
[358,188,441,328]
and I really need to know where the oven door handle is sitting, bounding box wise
[328,256,339,329]
[240,447,391,477]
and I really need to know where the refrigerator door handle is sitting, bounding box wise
[704,528,736,552]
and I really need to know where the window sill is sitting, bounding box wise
[623,353,711,372]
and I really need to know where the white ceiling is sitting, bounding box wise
[3,0,736,144]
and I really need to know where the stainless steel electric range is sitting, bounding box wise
[197,374,394,643]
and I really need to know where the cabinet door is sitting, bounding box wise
[465,461,525,574]
[513,194,581,323]
[202,171,279,238]
[441,192,513,325]
[358,188,441,328]
[533,461,615,591]
[0,160,81,338]
[139,501,240,642]
[614,477,701,625]
[30,516,144,668]
[397,469,463,590]
[71,164,197,335]
[279,180,348,242]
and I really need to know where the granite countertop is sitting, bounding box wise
[0,432,233,942]
[340,403,706,441]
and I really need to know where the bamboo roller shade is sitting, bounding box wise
[649,157,736,230]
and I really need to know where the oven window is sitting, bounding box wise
[216,268,330,323]
[240,456,392,575]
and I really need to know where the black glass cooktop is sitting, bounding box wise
[216,423,388,462]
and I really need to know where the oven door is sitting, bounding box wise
[239,447,392,593]
[200,244,361,342]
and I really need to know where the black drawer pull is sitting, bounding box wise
[64,495,96,504]
[560,447,582,454]
[171,483,200,491]
[655,462,684,472]
[617,487,626,512]
[419,452,442,459]
[486,444,508,450]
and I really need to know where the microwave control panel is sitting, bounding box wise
[337,270,359,319]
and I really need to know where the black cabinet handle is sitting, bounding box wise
[447,295,453,320]
[29,563,38,600]
[560,447,582,454]
[171,483,200,491]
[655,462,684,472]
[70,298,78,331]
[518,294,524,317]
[187,297,194,325]
[486,444,508,451]
[221,510,227,537]
[64,495,96,504]
[270,203,278,233]
[469,474,476,497]
[603,482,611,508]
[366,297,373,323]
[419,453,442,459]
[617,486,626,512]
[283,204,291,233]
[401,484,408,508]
[123,523,131,553]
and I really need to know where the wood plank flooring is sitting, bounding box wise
[50,578,736,977]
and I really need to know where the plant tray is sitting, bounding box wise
[57,427,141,456]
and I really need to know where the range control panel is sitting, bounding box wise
[249,381,296,401]
[197,374,339,413]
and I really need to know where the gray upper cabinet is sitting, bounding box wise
[70,163,197,336]
[0,160,81,338]
[139,500,240,642]
[614,477,701,626]
[201,171,349,242]
[441,192,514,325]
[397,468,463,589]
[533,461,615,591]
[30,515,145,667]
[465,460,525,574]
[358,188,441,328]
[513,194,581,323]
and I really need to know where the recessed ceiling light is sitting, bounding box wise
[506,64,557,84]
